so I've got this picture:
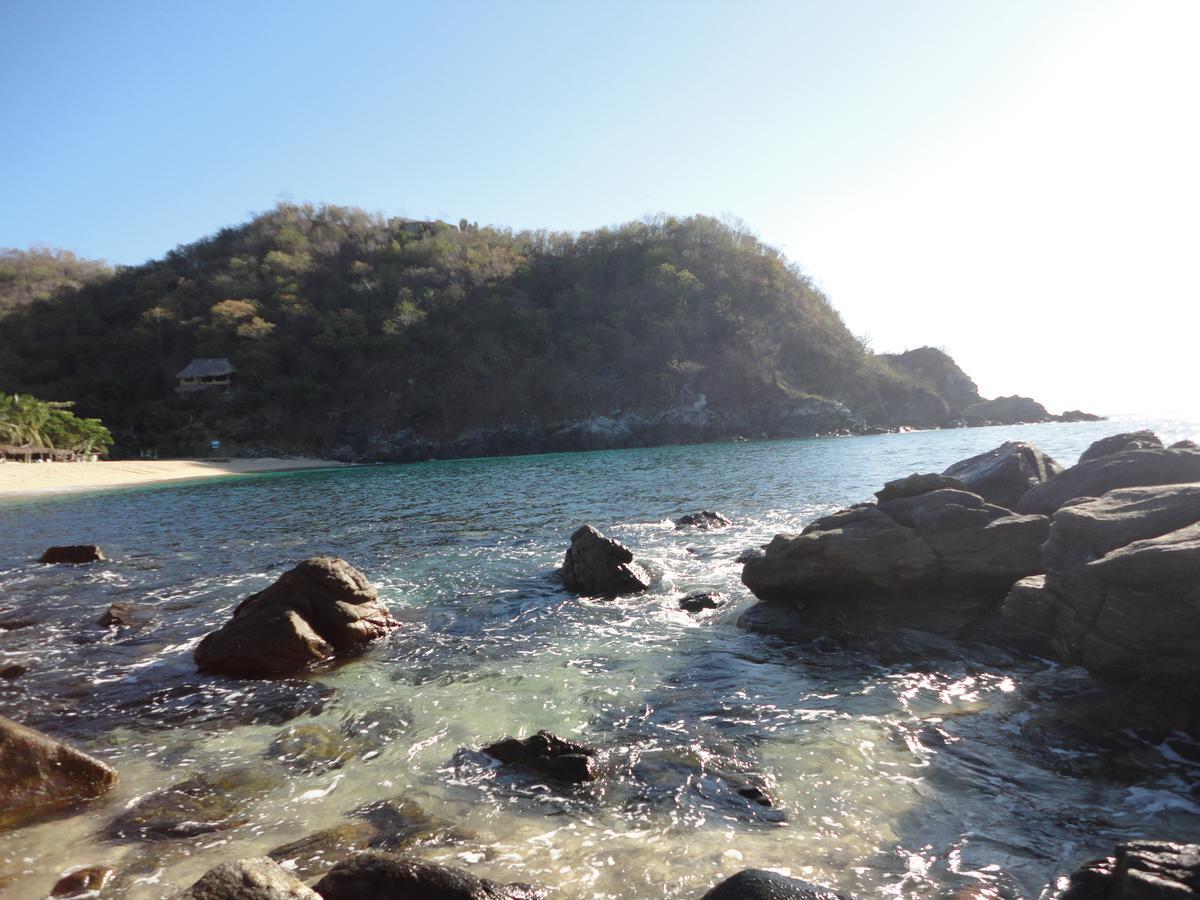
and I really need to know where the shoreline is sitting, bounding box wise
[0,457,349,498]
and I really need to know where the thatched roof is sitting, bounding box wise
[177,358,236,379]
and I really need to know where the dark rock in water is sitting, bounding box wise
[194,556,401,677]
[675,510,732,530]
[39,545,105,565]
[104,768,279,841]
[1050,841,1200,899]
[701,868,847,899]
[742,489,1048,636]
[177,857,318,899]
[482,730,599,783]
[313,852,546,899]
[1000,482,1200,687]
[559,525,651,596]
[50,865,115,896]
[961,395,1053,426]
[679,592,724,613]
[875,472,966,504]
[0,664,27,680]
[736,547,765,564]
[96,601,154,628]
[269,797,439,879]
[0,714,118,831]
[943,441,1062,510]
[1058,409,1105,422]
[1079,430,1164,463]
[115,678,335,732]
[1016,447,1200,516]
[265,723,358,773]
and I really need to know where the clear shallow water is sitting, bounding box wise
[2,415,1199,899]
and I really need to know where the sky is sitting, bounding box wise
[2,0,1197,414]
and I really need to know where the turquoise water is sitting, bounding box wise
[1,416,1199,898]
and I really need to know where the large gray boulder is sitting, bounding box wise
[742,488,1048,635]
[1050,841,1200,899]
[194,557,400,678]
[1078,430,1163,463]
[0,715,118,831]
[560,525,651,595]
[1000,483,1200,685]
[942,441,1062,510]
[1016,447,1200,516]
[177,858,318,899]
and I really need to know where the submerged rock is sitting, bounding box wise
[942,441,1061,510]
[701,868,847,899]
[50,865,115,896]
[1079,430,1163,463]
[177,857,318,899]
[194,557,400,677]
[559,525,651,596]
[0,715,118,831]
[675,510,732,530]
[742,489,1048,635]
[96,601,154,628]
[265,723,358,774]
[481,730,599,783]
[105,768,279,841]
[0,664,27,680]
[1016,447,1200,516]
[679,591,724,613]
[39,545,105,564]
[1050,841,1200,899]
[313,853,545,899]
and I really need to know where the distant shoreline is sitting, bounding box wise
[0,457,349,498]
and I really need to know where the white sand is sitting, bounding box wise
[0,457,348,497]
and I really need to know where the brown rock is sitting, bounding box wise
[193,557,399,677]
[51,865,115,896]
[0,715,118,831]
[559,525,651,596]
[39,545,105,564]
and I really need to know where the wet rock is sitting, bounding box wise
[194,557,400,677]
[482,730,599,783]
[265,723,356,773]
[675,510,732,530]
[177,857,318,899]
[0,663,27,680]
[679,592,724,613]
[559,525,651,596]
[742,489,1048,636]
[268,797,440,879]
[1078,430,1164,464]
[313,852,545,900]
[0,715,118,831]
[1001,483,1200,685]
[942,441,1062,510]
[1051,841,1200,899]
[1016,447,1200,516]
[875,472,966,503]
[97,601,154,628]
[116,678,335,732]
[39,545,105,564]
[105,768,279,841]
[50,865,115,896]
[701,868,847,899]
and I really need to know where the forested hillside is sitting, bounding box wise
[0,204,1053,459]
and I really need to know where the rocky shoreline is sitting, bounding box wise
[4,429,1198,898]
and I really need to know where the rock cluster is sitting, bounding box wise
[559,525,651,596]
[675,510,732,530]
[194,557,400,677]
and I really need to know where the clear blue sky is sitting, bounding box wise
[3,1,1196,413]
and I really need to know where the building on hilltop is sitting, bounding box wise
[176,358,236,393]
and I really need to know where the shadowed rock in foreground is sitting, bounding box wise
[559,525,651,596]
[1016,446,1200,516]
[178,857,318,899]
[941,441,1061,510]
[1050,842,1200,899]
[313,853,545,899]
[194,557,400,677]
[701,869,847,899]
[0,715,118,831]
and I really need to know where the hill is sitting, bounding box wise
[0,204,1086,459]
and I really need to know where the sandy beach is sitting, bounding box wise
[0,457,348,497]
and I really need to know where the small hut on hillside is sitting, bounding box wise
[176,358,236,393]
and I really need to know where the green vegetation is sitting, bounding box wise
[0,392,113,454]
[0,204,971,456]
[0,248,112,318]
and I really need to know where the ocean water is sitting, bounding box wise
[1,415,1198,899]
